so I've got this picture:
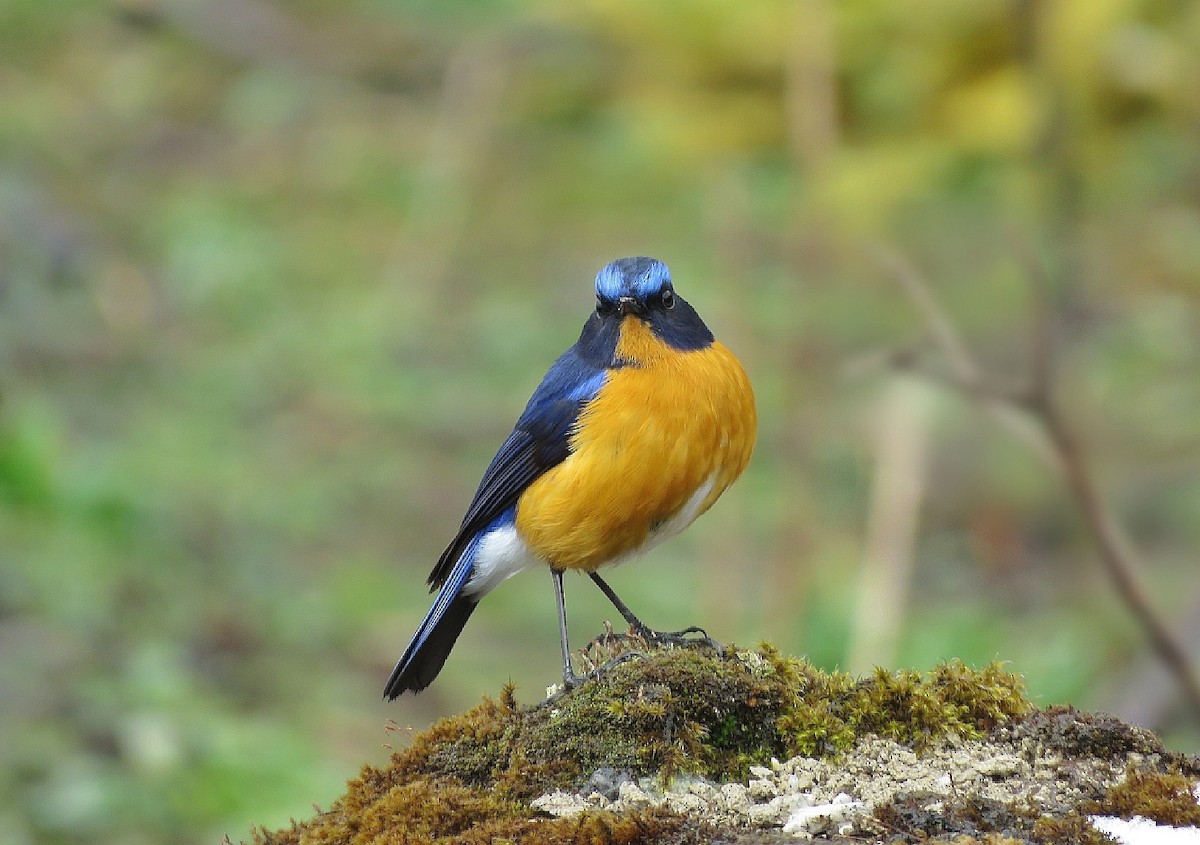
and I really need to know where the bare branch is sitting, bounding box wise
[869,244,978,383]
[1041,408,1200,717]
[888,358,1036,409]
[869,243,1062,472]
[873,244,1200,720]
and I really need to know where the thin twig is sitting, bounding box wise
[872,244,1200,719]
[870,244,977,381]
[888,359,1035,409]
[869,243,1062,472]
[1038,403,1200,716]
[1006,230,1057,407]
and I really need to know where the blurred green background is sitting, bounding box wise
[3,0,1200,842]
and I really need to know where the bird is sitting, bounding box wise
[383,256,756,698]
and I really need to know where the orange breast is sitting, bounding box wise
[515,317,756,570]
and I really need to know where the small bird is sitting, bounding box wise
[384,257,756,698]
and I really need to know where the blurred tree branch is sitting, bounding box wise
[847,377,929,674]
[872,244,1200,721]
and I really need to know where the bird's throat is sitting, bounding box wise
[614,316,671,365]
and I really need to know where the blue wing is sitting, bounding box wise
[386,311,624,697]
[424,345,608,589]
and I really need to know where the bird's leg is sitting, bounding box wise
[588,571,723,655]
[549,569,645,698]
[549,566,648,700]
[551,568,587,689]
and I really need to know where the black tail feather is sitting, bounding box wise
[383,594,478,698]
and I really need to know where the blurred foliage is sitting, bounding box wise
[1,1,1199,843]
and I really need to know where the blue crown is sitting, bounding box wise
[594,257,672,301]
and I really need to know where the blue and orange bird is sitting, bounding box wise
[383,257,756,698]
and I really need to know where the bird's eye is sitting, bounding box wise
[661,289,675,310]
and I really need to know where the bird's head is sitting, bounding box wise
[593,256,675,318]
[588,256,713,354]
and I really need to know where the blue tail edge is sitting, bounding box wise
[383,533,483,699]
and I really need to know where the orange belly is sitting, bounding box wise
[515,318,756,570]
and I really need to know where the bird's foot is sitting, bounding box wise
[583,620,723,657]
[577,620,648,675]
[546,649,645,702]
[630,623,725,657]
[580,619,636,663]
[542,622,723,703]
[585,649,645,680]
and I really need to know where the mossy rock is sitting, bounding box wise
[249,645,1199,844]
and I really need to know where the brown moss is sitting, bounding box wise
[872,794,1041,842]
[389,684,523,790]
[1030,812,1117,844]
[255,802,708,845]
[1085,768,1200,827]
[993,705,1169,760]
[252,776,522,845]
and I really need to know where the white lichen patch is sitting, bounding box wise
[532,732,1151,838]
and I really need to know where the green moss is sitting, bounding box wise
[394,647,1032,801]
[382,647,797,800]
[250,645,1041,844]
[767,646,1031,756]
[516,647,794,788]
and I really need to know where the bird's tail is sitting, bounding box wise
[383,536,484,699]
[383,591,477,698]
[386,511,523,696]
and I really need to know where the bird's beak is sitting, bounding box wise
[616,296,646,317]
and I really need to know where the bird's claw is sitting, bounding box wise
[544,621,724,703]
[631,623,725,657]
[546,650,646,702]
[588,621,725,657]
[588,650,645,678]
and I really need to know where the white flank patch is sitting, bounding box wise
[464,523,541,598]
[608,472,718,568]
[647,473,717,547]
